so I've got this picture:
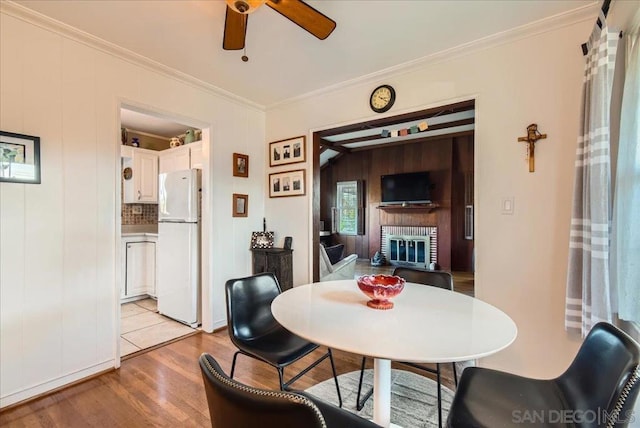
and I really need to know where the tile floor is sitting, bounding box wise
[120,298,196,357]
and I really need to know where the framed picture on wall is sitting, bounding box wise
[232,193,248,217]
[251,231,274,249]
[269,169,305,198]
[233,153,249,177]
[0,131,41,184]
[269,136,305,167]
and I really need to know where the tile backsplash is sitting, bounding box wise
[121,179,158,225]
[122,203,158,225]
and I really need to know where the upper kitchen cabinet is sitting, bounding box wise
[190,142,203,169]
[159,144,190,173]
[158,141,203,173]
[122,147,158,203]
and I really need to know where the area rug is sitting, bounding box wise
[305,369,454,428]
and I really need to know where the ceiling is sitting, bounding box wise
[15,0,595,108]
[120,108,193,138]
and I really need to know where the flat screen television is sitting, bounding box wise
[380,171,431,205]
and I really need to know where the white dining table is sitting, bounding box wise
[271,279,517,428]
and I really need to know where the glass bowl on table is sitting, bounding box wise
[356,274,405,310]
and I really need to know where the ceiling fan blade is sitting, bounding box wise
[266,0,336,40]
[223,6,248,50]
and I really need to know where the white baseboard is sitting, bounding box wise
[0,360,115,408]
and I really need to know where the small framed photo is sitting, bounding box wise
[269,169,305,198]
[251,231,274,249]
[233,153,249,177]
[233,193,248,217]
[269,136,305,167]
[0,131,41,184]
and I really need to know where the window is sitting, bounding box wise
[335,181,364,235]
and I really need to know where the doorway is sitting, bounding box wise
[117,104,210,359]
[311,99,475,285]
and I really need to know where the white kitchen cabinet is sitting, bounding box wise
[159,145,190,173]
[122,147,158,204]
[158,141,203,173]
[121,235,157,300]
[189,141,203,169]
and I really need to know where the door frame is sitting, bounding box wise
[115,99,212,366]
[309,95,478,282]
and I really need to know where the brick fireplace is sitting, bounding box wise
[381,226,438,269]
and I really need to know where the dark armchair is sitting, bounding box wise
[447,322,640,428]
[199,353,381,428]
[225,272,342,406]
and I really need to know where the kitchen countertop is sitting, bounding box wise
[122,232,158,238]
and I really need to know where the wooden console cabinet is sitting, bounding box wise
[251,248,293,291]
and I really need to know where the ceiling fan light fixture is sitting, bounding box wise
[226,0,266,14]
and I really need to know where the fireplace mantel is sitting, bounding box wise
[376,202,439,213]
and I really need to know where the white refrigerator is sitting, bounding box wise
[157,169,201,327]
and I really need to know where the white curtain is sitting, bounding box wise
[566,11,620,337]
[611,29,640,324]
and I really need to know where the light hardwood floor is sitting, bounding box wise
[1,269,473,427]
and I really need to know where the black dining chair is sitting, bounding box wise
[225,272,342,407]
[199,353,380,428]
[356,267,457,427]
[446,322,640,428]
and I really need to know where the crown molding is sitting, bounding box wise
[266,2,599,111]
[0,1,265,112]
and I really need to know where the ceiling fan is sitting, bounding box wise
[223,0,336,52]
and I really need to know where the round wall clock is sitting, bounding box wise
[369,84,396,113]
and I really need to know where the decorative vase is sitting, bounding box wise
[371,251,386,266]
[184,129,196,144]
[357,274,405,310]
[170,137,181,148]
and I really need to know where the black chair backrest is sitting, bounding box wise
[225,273,282,343]
[199,353,325,428]
[558,322,640,421]
[392,267,454,291]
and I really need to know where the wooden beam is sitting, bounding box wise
[332,117,475,146]
[350,130,474,152]
[316,99,474,138]
[321,140,351,153]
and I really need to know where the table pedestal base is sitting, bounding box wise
[373,358,392,427]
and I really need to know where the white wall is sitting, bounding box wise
[265,15,601,377]
[0,9,265,407]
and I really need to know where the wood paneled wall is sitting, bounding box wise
[451,136,474,271]
[320,135,474,271]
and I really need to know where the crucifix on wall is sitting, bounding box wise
[517,123,547,173]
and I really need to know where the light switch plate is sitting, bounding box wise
[501,197,514,215]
